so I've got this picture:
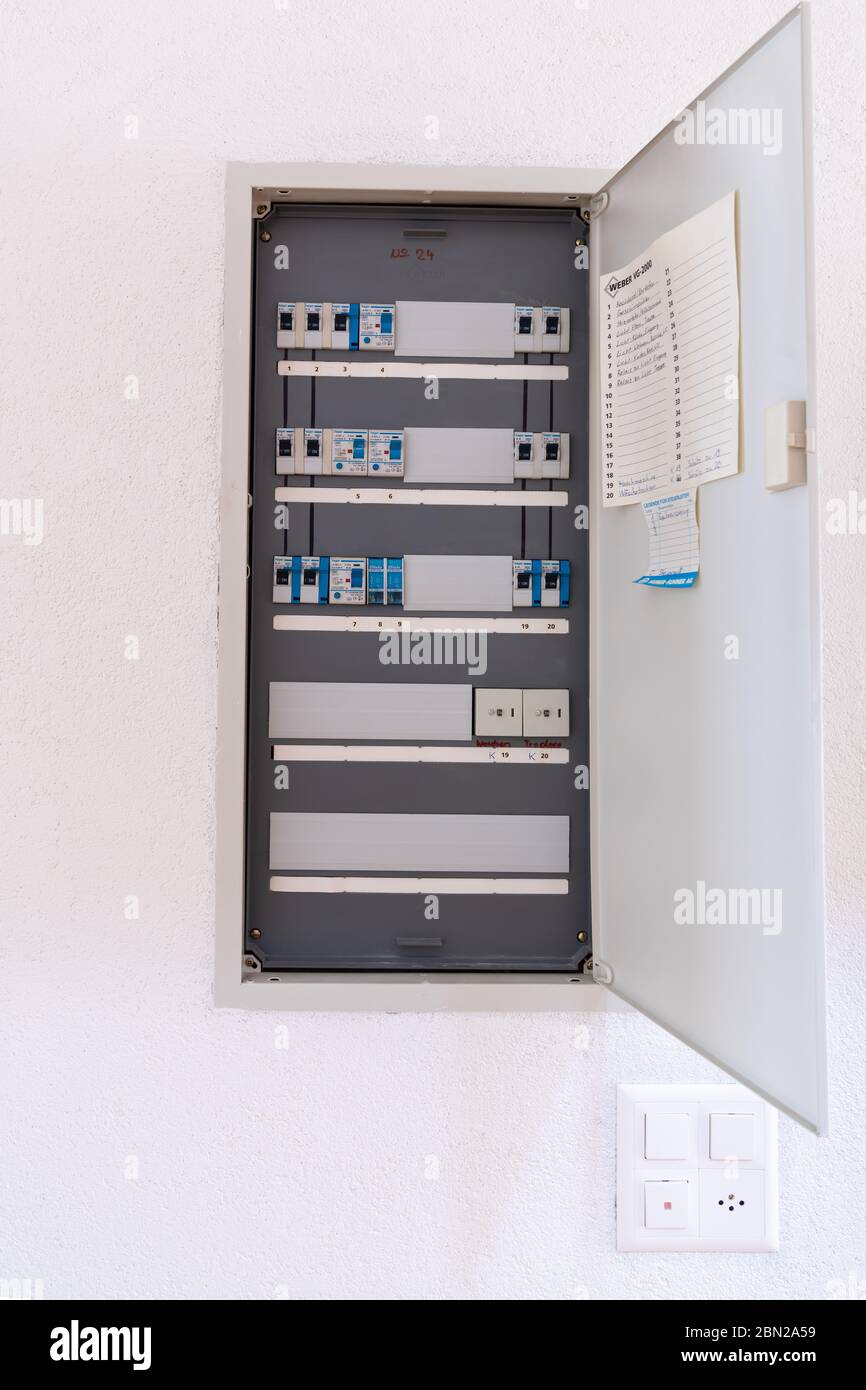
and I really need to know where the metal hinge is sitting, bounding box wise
[593,958,614,986]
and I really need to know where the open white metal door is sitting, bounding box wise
[590,6,827,1131]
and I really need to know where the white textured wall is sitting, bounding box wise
[2,0,864,1300]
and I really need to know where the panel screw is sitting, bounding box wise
[577,931,588,943]
[260,230,271,242]
[256,204,269,215]
[250,928,262,940]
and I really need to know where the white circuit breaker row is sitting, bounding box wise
[273,556,571,609]
[275,428,569,479]
[276,427,404,476]
[277,302,395,352]
[276,302,570,354]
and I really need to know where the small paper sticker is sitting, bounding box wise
[634,489,699,588]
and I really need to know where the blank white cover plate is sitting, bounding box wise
[591,9,827,1132]
[403,427,514,484]
[268,681,471,741]
[403,554,513,611]
[395,301,515,358]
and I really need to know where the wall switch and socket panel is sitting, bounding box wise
[617,1084,779,1252]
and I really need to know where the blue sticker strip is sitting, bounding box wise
[634,571,698,588]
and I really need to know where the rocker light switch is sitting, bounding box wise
[645,1180,689,1229]
[645,1111,690,1160]
[709,1112,755,1161]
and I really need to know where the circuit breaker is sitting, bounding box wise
[246,201,589,972]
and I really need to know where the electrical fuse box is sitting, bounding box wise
[368,429,404,477]
[367,556,404,606]
[359,303,395,351]
[242,193,590,986]
[328,428,368,476]
[272,555,331,605]
[329,557,367,604]
[512,560,571,608]
[223,14,830,1137]
[276,301,295,349]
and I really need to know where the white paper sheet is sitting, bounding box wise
[600,192,739,507]
[634,490,700,588]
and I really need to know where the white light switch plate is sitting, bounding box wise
[617,1084,778,1252]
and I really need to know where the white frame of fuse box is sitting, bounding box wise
[216,161,617,1012]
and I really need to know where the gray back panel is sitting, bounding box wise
[246,203,589,971]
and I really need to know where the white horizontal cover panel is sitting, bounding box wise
[268,681,471,741]
[395,301,515,358]
[403,555,513,612]
[403,428,513,483]
[591,11,826,1131]
[269,813,569,873]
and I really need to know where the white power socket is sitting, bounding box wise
[698,1170,767,1242]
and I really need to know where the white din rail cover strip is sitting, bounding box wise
[270,876,570,895]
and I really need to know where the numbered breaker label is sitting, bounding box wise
[276,427,403,477]
[513,306,570,353]
[273,556,403,606]
[512,559,571,608]
[277,302,395,351]
[512,431,569,479]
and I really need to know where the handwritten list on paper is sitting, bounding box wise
[601,192,739,507]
